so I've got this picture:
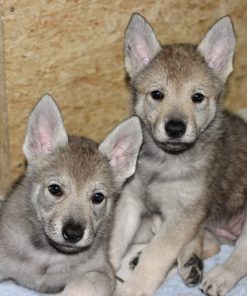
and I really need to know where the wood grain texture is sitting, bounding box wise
[1,0,247,182]
[0,4,9,191]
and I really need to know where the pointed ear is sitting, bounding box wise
[125,13,161,78]
[197,16,236,82]
[23,94,68,162]
[99,116,143,188]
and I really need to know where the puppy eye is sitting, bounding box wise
[91,192,105,205]
[48,184,63,196]
[192,92,205,103]
[150,90,164,101]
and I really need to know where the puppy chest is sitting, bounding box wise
[145,177,204,215]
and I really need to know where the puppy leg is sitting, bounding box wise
[202,229,220,259]
[53,269,115,296]
[178,229,204,287]
[116,209,204,296]
[134,213,162,244]
[109,186,143,271]
[129,214,162,270]
[201,212,247,296]
[178,229,220,287]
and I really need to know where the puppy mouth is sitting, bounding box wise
[46,235,90,255]
[156,141,194,154]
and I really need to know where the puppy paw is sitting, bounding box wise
[179,254,203,286]
[200,265,236,296]
[115,290,148,296]
[115,282,149,296]
[129,251,142,270]
[109,249,122,271]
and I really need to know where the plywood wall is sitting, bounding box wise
[1,0,247,184]
[0,7,9,192]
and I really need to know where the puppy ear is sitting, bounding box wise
[23,94,68,162]
[99,116,143,188]
[198,16,236,82]
[125,13,161,78]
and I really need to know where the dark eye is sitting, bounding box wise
[150,90,164,101]
[48,184,63,196]
[92,192,105,204]
[192,92,205,103]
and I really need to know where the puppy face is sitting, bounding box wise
[133,45,222,153]
[29,139,115,253]
[125,14,235,153]
[23,95,143,254]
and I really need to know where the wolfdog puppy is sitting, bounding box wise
[110,14,247,296]
[0,95,142,295]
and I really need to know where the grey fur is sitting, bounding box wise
[110,14,247,296]
[0,95,142,296]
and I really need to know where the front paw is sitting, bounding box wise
[200,265,236,296]
[179,254,203,287]
[115,283,149,296]
[109,248,122,271]
[129,251,142,270]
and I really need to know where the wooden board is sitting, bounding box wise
[0,6,9,192]
[1,0,247,183]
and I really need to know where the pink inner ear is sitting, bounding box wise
[136,44,150,64]
[110,147,126,168]
[207,36,230,72]
[34,127,54,156]
[208,45,224,71]
[40,129,54,153]
[110,137,130,168]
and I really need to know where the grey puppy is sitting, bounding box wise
[110,14,247,296]
[0,94,142,296]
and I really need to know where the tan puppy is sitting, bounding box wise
[0,95,143,296]
[110,14,247,296]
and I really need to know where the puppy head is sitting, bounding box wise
[125,14,235,153]
[23,95,142,253]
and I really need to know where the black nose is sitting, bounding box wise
[165,120,186,138]
[62,222,84,243]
